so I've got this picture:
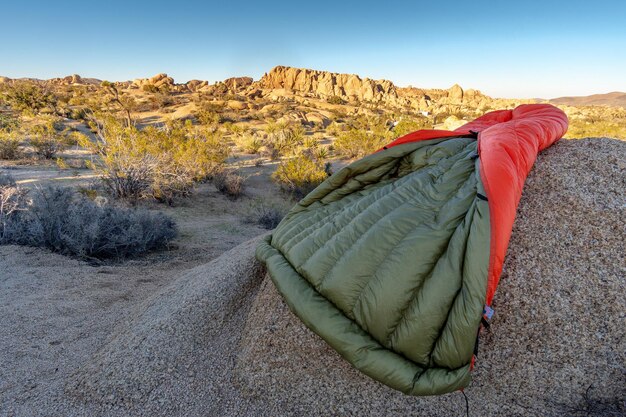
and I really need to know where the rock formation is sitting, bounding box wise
[448,83,464,101]
[222,76,253,91]
[255,66,495,112]
[131,73,175,90]
[258,65,398,103]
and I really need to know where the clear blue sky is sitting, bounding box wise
[0,0,624,98]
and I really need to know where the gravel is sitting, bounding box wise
[1,138,624,416]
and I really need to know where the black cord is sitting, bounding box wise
[461,389,470,417]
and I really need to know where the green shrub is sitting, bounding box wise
[194,102,224,126]
[334,128,388,158]
[0,113,20,131]
[264,123,306,157]
[0,132,21,159]
[392,117,432,137]
[272,154,329,198]
[1,81,57,115]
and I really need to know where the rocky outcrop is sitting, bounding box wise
[59,138,626,415]
[448,83,464,101]
[256,66,492,112]
[131,73,175,90]
[185,79,208,92]
[222,77,253,91]
[258,66,398,103]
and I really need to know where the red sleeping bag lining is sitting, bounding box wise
[380,104,569,306]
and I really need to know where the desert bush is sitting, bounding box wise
[244,199,290,229]
[0,184,177,259]
[326,121,346,137]
[69,107,87,120]
[148,92,173,111]
[80,116,228,203]
[272,154,329,198]
[566,115,626,139]
[0,174,28,240]
[28,118,66,159]
[0,132,21,159]
[141,83,160,93]
[213,170,245,199]
[235,132,263,154]
[0,113,20,131]
[327,96,346,105]
[1,81,57,115]
[313,146,329,160]
[194,102,224,126]
[224,123,249,135]
[100,81,137,127]
[334,128,389,158]
[302,135,320,149]
[392,117,432,137]
[264,121,286,135]
[263,123,306,157]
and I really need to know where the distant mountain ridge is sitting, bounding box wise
[550,91,626,108]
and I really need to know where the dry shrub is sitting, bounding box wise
[272,154,329,198]
[213,170,245,199]
[28,117,67,159]
[0,181,177,259]
[244,199,290,229]
[193,102,224,126]
[81,116,229,203]
[0,173,28,240]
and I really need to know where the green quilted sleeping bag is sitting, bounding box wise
[256,104,568,395]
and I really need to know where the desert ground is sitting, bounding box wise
[1,68,625,416]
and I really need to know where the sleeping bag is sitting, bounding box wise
[256,104,568,395]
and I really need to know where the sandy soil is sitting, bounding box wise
[1,138,624,416]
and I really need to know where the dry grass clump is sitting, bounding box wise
[0,177,176,259]
[244,198,290,229]
[213,170,245,199]
[234,132,263,154]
